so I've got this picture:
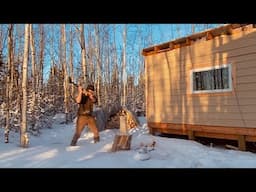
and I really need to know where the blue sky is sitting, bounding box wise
[0,24,223,84]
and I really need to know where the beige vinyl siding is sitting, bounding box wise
[146,27,256,128]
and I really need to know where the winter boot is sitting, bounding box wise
[70,134,79,146]
[4,130,9,143]
[94,136,100,143]
[70,139,77,146]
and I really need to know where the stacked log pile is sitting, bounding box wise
[105,107,140,130]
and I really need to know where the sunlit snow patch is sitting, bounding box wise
[66,146,80,151]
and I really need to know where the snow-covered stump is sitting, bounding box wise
[134,146,151,161]
[111,112,132,152]
[111,134,132,152]
[133,141,155,161]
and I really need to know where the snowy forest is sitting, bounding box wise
[0,24,221,147]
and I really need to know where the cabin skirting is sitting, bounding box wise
[148,122,256,151]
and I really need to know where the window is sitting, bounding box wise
[191,64,232,93]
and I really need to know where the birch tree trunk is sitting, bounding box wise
[61,24,70,123]
[29,24,37,131]
[94,24,102,106]
[16,25,23,133]
[0,25,3,51]
[38,24,44,93]
[87,24,95,83]
[111,24,120,106]
[5,24,14,143]
[80,24,87,87]
[69,25,75,118]
[104,26,110,107]
[121,24,127,107]
[49,25,57,110]
[20,24,30,148]
[69,26,74,97]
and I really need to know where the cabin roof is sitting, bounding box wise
[142,24,252,56]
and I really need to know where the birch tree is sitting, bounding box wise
[80,24,87,87]
[69,25,74,97]
[0,26,7,106]
[101,24,110,107]
[61,24,70,123]
[38,24,44,93]
[87,25,94,84]
[121,24,127,107]
[94,24,102,106]
[20,24,30,148]
[29,24,37,132]
[5,24,14,143]
[107,24,120,112]
[14,25,23,133]
[48,25,57,108]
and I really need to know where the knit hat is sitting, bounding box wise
[86,84,95,91]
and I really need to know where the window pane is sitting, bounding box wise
[193,66,230,92]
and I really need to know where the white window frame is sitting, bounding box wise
[190,64,232,94]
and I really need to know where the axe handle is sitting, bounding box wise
[68,77,85,90]
[71,81,78,87]
[69,77,78,87]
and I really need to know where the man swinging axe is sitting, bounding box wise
[69,77,100,146]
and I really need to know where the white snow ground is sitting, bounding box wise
[1,114,256,168]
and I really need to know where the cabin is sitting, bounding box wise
[142,24,256,151]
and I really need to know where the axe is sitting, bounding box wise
[68,77,78,87]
